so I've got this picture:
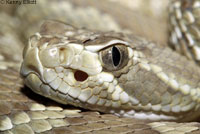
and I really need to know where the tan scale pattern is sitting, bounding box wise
[0,31,199,134]
[1,0,200,134]
[170,0,200,63]
[0,69,166,134]
[0,69,155,134]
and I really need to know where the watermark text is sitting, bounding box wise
[0,0,36,5]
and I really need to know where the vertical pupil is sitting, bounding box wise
[112,46,120,66]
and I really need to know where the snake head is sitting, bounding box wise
[20,20,134,109]
[20,20,200,121]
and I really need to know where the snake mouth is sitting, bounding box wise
[74,70,88,82]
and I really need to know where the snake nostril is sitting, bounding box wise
[74,70,88,82]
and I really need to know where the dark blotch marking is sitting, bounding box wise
[74,70,88,82]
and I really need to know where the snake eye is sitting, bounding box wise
[100,44,128,71]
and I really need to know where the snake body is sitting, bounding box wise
[1,0,200,134]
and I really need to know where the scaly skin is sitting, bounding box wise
[21,20,200,122]
[1,0,200,134]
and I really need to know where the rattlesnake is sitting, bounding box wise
[1,0,200,134]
